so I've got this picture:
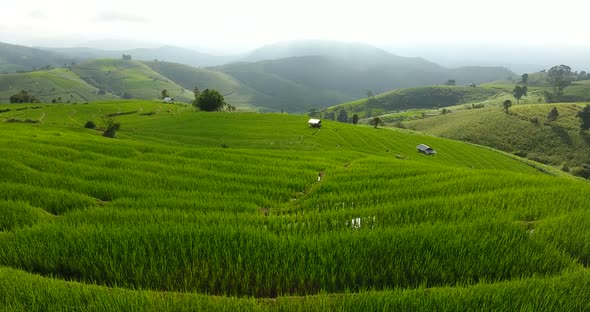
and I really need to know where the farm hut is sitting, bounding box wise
[162,97,175,103]
[308,118,322,128]
[417,144,436,155]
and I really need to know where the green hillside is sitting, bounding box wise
[143,61,271,111]
[1,100,590,310]
[0,41,76,73]
[405,103,590,175]
[0,68,119,103]
[71,59,193,102]
[325,85,501,118]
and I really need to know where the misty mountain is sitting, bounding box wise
[0,42,77,73]
[45,46,240,67]
[215,51,513,107]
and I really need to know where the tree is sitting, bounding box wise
[521,73,529,85]
[103,120,121,138]
[444,79,456,86]
[576,104,590,131]
[370,117,382,128]
[503,100,512,114]
[352,114,359,125]
[122,54,132,61]
[546,107,559,123]
[512,85,527,104]
[323,111,335,121]
[307,108,321,117]
[337,109,349,123]
[193,85,200,105]
[366,89,374,99]
[547,65,573,95]
[161,89,169,99]
[9,90,38,103]
[194,89,226,111]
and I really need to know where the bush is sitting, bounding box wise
[84,121,96,129]
[103,121,121,138]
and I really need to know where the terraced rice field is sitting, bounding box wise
[0,101,589,311]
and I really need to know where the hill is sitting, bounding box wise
[0,101,590,310]
[71,59,193,102]
[324,85,501,118]
[0,41,76,73]
[142,61,272,111]
[404,103,590,176]
[0,68,119,103]
[47,45,238,67]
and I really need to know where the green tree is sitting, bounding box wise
[547,65,573,95]
[503,100,513,114]
[444,79,456,86]
[352,114,359,125]
[512,85,527,104]
[161,89,169,99]
[194,89,226,111]
[366,89,374,99]
[576,104,590,131]
[103,120,121,138]
[307,108,321,118]
[370,116,382,128]
[193,85,200,105]
[546,107,559,123]
[9,90,38,103]
[337,109,349,123]
[521,73,529,85]
[323,111,335,121]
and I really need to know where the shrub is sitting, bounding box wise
[103,121,121,138]
[84,121,96,129]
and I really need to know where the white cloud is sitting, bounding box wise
[95,12,150,23]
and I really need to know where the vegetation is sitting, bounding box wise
[0,100,589,310]
[9,90,39,103]
[503,100,513,113]
[194,89,226,111]
[576,104,590,131]
[547,65,573,95]
[404,103,590,176]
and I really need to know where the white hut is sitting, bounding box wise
[308,118,321,128]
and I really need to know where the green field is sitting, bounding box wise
[1,100,590,310]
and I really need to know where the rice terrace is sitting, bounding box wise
[1,99,590,311]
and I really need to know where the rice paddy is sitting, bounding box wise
[0,100,589,311]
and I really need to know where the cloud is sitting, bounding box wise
[95,11,150,23]
[28,10,48,20]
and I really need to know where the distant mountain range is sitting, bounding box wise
[0,40,514,112]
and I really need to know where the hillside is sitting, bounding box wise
[47,45,238,67]
[1,101,590,310]
[216,53,512,112]
[143,61,272,111]
[71,59,193,102]
[0,68,119,103]
[0,41,76,73]
[325,85,502,118]
[404,103,590,175]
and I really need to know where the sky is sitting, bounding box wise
[1,0,590,54]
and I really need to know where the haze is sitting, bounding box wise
[2,0,589,71]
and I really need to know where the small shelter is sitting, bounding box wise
[417,144,436,155]
[308,118,322,128]
[162,97,175,103]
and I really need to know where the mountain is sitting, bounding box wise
[0,42,77,73]
[45,45,239,67]
[71,59,193,102]
[214,50,512,112]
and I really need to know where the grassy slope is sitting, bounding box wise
[71,59,193,102]
[143,61,269,111]
[0,68,119,103]
[326,85,500,118]
[0,101,589,310]
[405,103,590,168]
